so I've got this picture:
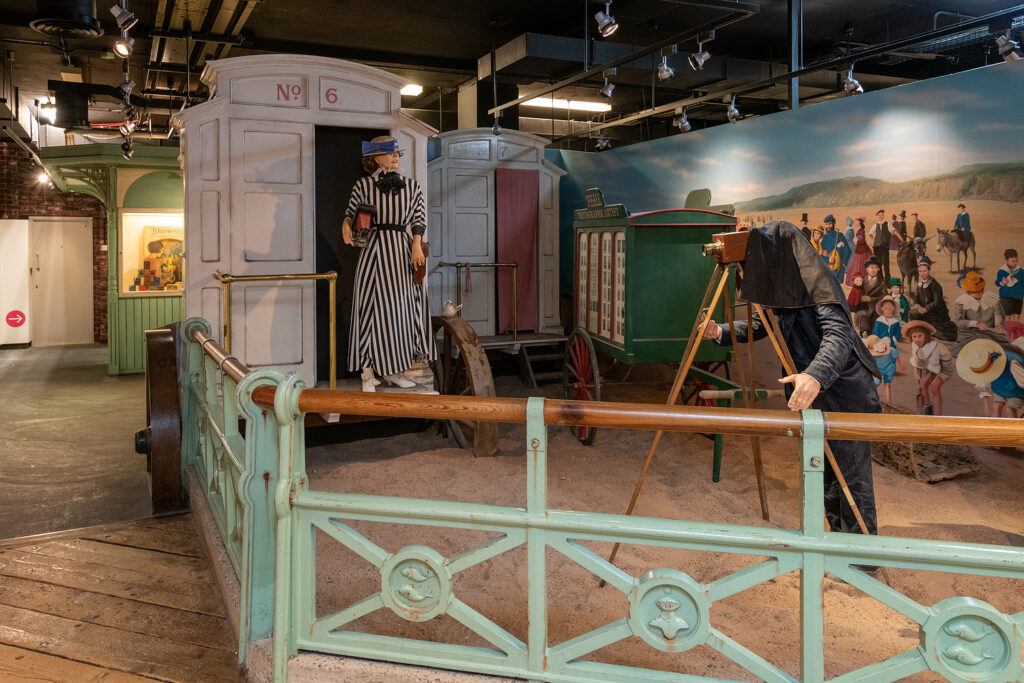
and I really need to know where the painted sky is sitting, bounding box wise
[547,60,1024,210]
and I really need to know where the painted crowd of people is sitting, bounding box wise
[797,204,1024,417]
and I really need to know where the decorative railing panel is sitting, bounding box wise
[179,317,1024,682]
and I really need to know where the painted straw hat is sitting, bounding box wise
[956,338,1007,385]
[902,320,936,338]
[960,271,985,293]
[875,295,899,316]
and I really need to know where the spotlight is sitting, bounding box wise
[110,4,138,30]
[595,135,611,151]
[121,140,133,160]
[113,34,134,58]
[118,121,136,136]
[37,171,49,183]
[599,77,615,99]
[843,69,863,95]
[726,96,739,124]
[657,56,675,81]
[119,79,136,98]
[594,2,618,38]
[996,31,1023,62]
[673,109,691,133]
[688,43,710,71]
[491,118,502,136]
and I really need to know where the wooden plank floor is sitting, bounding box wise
[0,515,242,682]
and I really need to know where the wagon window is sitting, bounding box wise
[600,232,613,339]
[577,233,589,328]
[613,231,626,343]
[587,232,600,334]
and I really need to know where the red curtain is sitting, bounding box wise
[495,168,538,333]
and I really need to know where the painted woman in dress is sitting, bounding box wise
[342,136,434,391]
[845,217,872,286]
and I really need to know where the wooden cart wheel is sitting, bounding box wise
[431,315,498,457]
[563,327,601,445]
[134,325,185,514]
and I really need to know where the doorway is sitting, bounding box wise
[314,125,388,382]
[28,217,94,346]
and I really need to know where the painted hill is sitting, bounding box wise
[735,161,1024,211]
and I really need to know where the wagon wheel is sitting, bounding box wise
[134,325,185,514]
[562,328,601,445]
[431,315,498,457]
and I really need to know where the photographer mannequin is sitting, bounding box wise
[342,135,434,392]
[701,221,882,544]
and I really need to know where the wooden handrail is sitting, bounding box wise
[247,386,1024,447]
[188,325,1024,447]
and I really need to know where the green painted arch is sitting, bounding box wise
[123,171,183,209]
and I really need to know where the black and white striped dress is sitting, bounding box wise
[345,169,435,376]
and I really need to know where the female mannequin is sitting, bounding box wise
[342,136,434,391]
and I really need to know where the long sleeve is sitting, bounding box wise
[345,179,366,220]
[409,180,426,237]
[717,314,768,346]
[801,304,854,391]
[953,298,972,329]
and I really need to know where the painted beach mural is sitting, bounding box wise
[547,60,1024,417]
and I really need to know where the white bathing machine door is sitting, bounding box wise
[446,166,496,337]
[228,119,316,379]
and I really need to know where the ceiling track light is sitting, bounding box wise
[726,95,739,124]
[595,135,611,151]
[673,108,691,133]
[843,68,864,95]
[491,113,502,136]
[113,33,134,58]
[688,42,710,71]
[657,55,675,81]
[119,79,136,98]
[599,77,615,99]
[996,31,1023,62]
[110,4,138,31]
[594,2,619,38]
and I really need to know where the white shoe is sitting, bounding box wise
[383,372,416,388]
[360,370,381,393]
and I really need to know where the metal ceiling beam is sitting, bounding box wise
[487,2,760,116]
[551,2,1024,143]
[245,38,478,75]
[151,29,245,46]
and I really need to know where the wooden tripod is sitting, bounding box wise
[602,262,869,575]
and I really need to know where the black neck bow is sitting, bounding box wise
[375,171,405,195]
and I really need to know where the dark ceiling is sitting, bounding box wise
[1,0,1022,151]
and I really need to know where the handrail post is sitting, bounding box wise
[328,274,337,390]
[512,263,518,342]
[800,409,826,683]
[526,397,547,678]
[272,373,308,681]
[235,369,286,668]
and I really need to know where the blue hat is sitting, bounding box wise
[823,214,835,224]
[918,255,932,266]
[361,138,400,157]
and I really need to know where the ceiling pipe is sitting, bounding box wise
[552,2,1024,143]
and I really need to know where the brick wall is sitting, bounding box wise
[0,141,108,343]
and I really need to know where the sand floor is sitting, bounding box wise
[303,350,1023,681]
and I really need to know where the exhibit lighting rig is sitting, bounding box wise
[726,95,739,124]
[844,68,864,94]
[673,108,691,132]
[996,31,1023,61]
[594,1,619,38]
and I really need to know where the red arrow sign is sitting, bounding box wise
[5,310,25,327]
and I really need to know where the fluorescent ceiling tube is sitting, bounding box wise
[400,84,423,96]
[522,97,612,112]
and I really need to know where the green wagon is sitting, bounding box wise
[566,188,739,454]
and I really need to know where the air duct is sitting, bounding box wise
[30,0,103,39]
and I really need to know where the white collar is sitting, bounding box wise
[918,340,937,356]
[919,278,932,287]
[878,315,900,326]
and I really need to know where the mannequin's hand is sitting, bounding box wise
[779,373,821,410]
[698,313,721,340]
[342,220,354,246]
[411,241,425,269]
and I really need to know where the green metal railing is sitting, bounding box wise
[180,317,1024,683]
